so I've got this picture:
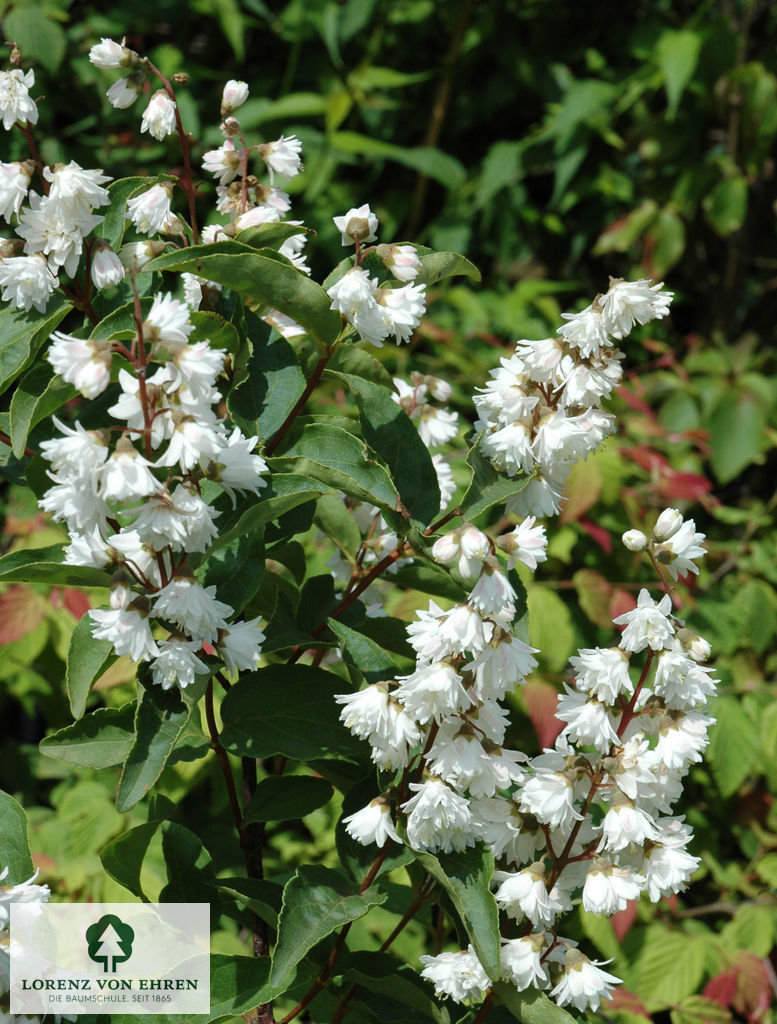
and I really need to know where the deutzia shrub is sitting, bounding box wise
[0,36,717,1024]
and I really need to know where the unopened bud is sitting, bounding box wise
[172,72,189,84]
[220,116,241,138]
[220,79,249,117]
[653,508,683,541]
[622,529,648,552]
[676,627,711,662]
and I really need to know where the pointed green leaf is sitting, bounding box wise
[341,951,448,1023]
[198,527,265,613]
[492,982,579,1024]
[0,790,34,883]
[243,775,334,823]
[66,614,117,719]
[0,293,71,396]
[0,544,111,588]
[415,248,481,286]
[9,362,76,458]
[415,843,500,979]
[100,820,161,900]
[271,864,387,988]
[117,684,193,812]
[95,176,177,249]
[328,372,440,524]
[220,664,360,761]
[460,443,533,521]
[270,423,400,512]
[144,244,342,347]
[656,29,702,119]
[40,705,135,768]
[327,618,400,684]
[212,877,284,928]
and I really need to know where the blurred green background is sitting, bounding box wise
[2,0,777,1019]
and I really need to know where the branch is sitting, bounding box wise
[265,353,332,456]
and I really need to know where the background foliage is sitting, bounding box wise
[1,0,776,1020]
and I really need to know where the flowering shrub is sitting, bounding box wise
[0,36,724,1024]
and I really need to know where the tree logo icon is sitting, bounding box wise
[85,914,135,973]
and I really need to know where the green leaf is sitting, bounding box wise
[159,821,217,904]
[527,587,576,672]
[227,310,306,439]
[0,790,34,883]
[720,903,774,957]
[707,696,759,798]
[327,618,400,684]
[649,207,686,277]
[331,131,466,189]
[235,223,311,251]
[270,423,400,513]
[734,580,777,656]
[0,544,110,588]
[460,444,533,520]
[190,309,240,354]
[328,372,440,524]
[415,843,500,979]
[341,951,448,1023]
[213,877,284,928]
[220,664,360,761]
[414,249,482,286]
[243,775,334,823]
[670,995,734,1024]
[2,8,65,72]
[66,614,117,720]
[492,982,579,1024]
[95,176,177,249]
[336,778,413,883]
[40,705,135,769]
[390,563,468,603]
[144,244,342,348]
[9,362,76,458]
[117,683,193,812]
[198,527,265,614]
[636,927,705,1008]
[656,29,702,119]
[271,864,387,988]
[315,494,362,556]
[703,176,748,236]
[100,820,161,901]
[0,293,71,397]
[209,0,245,59]
[327,344,393,388]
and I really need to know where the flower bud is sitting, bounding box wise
[376,243,421,282]
[220,79,249,117]
[89,37,138,70]
[119,239,166,271]
[676,627,711,663]
[621,529,647,552]
[333,203,378,246]
[653,508,683,541]
[90,241,125,290]
[106,75,142,109]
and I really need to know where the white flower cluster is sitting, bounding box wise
[326,205,426,347]
[474,278,672,517]
[0,866,51,999]
[39,293,267,691]
[338,496,712,1012]
[622,507,706,581]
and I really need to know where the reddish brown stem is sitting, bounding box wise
[130,272,154,458]
[0,431,34,459]
[472,990,496,1024]
[204,680,244,838]
[265,354,331,456]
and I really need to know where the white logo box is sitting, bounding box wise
[10,902,210,1015]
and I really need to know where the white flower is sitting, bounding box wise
[0,253,57,312]
[89,590,159,662]
[500,935,548,990]
[497,516,547,572]
[99,441,160,501]
[335,683,390,741]
[0,867,50,930]
[432,524,490,580]
[494,863,565,927]
[262,134,303,183]
[613,589,674,652]
[126,183,174,236]
[622,529,647,552]
[327,267,388,346]
[582,859,645,914]
[556,685,620,752]
[89,38,133,69]
[218,617,265,674]
[653,507,683,540]
[333,203,378,245]
[47,332,112,399]
[379,242,421,282]
[570,646,632,703]
[380,282,426,344]
[549,950,621,1012]
[221,79,249,115]
[652,711,714,772]
[64,525,112,568]
[653,648,717,710]
[140,92,177,141]
[642,817,699,901]
[150,639,210,690]
[202,139,243,186]
[470,634,538,701]
[16,193,100,277]
[152,577,233,643]
[557,303,609,359]
[119,239,165,270]
[654,516,706,580]
[433,453,456,508]
[419,947,489,1004]
[395,660,472,724]
[369,699,422,769]
[402,777,475,853]
[407,600,493,662]
[206,428,268,502]
[160,417,224,473]
[143,291,193,347]
[470,796,545,865]
[107,76,141,109]
[599,278,673,339]
[0,68,38,130]
[44,161,111,214]
[468,561,516,617]
[343,796,400,846]
[0,160,32,221]
[90,242,125,288]
[597,800,660,853]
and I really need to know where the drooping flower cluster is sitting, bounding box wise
[39,291,267,691]
[474,278,672,517]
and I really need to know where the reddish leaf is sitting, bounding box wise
[559,459,602,525]
[604,987,650,1017]
[611,899,638,940]
[0,586,47,643]
[616,384,655,417]
[523,679,563,749]
[63,589,91,620]
[609,588,637,621]
[704,972,737,1007]
[573,569,613,628]
[623,445,669,473]
[578,517,612,553]
[658,469,713,502]
[731,952,771,1021]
